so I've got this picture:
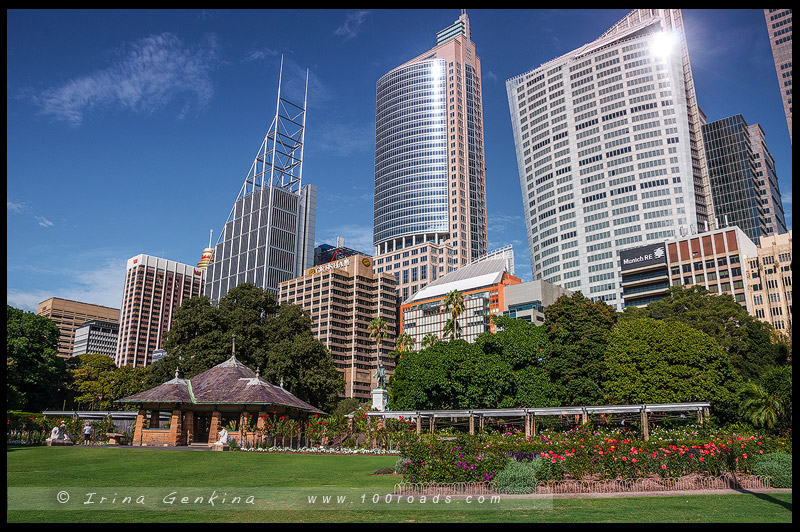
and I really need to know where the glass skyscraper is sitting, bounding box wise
[764,9,792,144]
[372,10,488,304]
[702,114,786,244]
[506,9,713,308]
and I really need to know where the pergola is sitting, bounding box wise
[367,402,712,441]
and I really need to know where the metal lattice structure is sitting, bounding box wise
[205,58,315,300]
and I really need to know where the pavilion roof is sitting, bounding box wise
[117,355,325,414]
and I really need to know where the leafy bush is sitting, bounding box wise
[398,435,506,483]
[492,458,542,494]
[752,452,792,488]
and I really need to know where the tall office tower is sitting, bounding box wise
[72,319,119,358]
[746,230,792,334]
[506,9,714,308]
[277,254,397,400]
[205,64,316,302]
[373,10,488,304]
[764,9,792,143]
[116,254,205,367]
[702,115,769,245]
[748,122,787,236]
[37,298,120,359]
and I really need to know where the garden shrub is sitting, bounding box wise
[398,434,506,483]
[492,458,542,494]
[752,452,792,488]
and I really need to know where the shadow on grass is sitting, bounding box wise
[732,489,792,512]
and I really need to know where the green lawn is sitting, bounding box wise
[7,446,792,523]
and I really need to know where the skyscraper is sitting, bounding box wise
[205,63,316,301]
[506,9,714,308]
[37,297,120,359]
[116,254,205,367]
[764,9,792,143]
[372,10,488,304]
[701,114,787,245]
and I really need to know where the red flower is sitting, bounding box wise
[661,464,667,470]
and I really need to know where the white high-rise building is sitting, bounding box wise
[506,9,713,308]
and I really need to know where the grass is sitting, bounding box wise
[7,446,792,523]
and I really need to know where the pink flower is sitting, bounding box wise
[661,464,667,470]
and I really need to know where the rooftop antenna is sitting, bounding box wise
[208,229,213,249]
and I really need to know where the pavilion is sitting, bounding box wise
[116,354,325,447]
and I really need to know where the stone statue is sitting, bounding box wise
[373,363,387,389]
[46,423,73,446]
[217,428,230,444]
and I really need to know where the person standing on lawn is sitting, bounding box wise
[83,421,93,446]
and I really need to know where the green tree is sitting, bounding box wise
[154,283,344,412]
[543,293,617,406]
[442,290,465,340]
[758,364,792,428]
[389,339,515,410]
[7,305,65,411]
[420,332,440,349]
[68,353,117,410]
[368,316,389,366]
[603,318,741,413]
[395,331,415,356]
[738,381,785,430]
[640,285,785,380]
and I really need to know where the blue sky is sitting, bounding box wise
[7,9,792,312]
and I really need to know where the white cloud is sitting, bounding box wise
[7,256,127,313]
[334,11,370,41]
[27,32,220,126]
[34,216,54,228]
[7,200,25,214]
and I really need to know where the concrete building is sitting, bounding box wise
[506,9,714,310]
[373,10,488,303]
[502,280,572,324]
[764,9,792,143]
[619,226,757,310]
[116,254,205,367]
[746,230,792,334]
[277,254,398,400]
[399,258,522,345]
[71,319,119,358]
[37,298,120,359]
[747,122,788,236]
[205,65,316,301]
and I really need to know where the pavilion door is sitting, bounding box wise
[195,413,212,443]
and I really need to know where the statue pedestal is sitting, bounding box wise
[372,388,388,412]
[211,442,230,451]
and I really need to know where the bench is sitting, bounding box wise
[106,432,126,445]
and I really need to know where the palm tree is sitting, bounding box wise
[395,331,415,358]
[421,333,440,349]
[739,381,785,429]
[368,316,389,367]
[442,290,465,340]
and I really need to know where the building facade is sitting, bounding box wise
[747,230,792,334]
[205,67,316,301]
[277,254,398,400]
[373,10,488,302]
[506,9,714,310]
[399,258,521,345]
[37,298,120,359]
[502,280,572,324]
[116,254,205,367]
[701,114,786,245]
[71,319,119,358]
[619,226,757,310]
[764,9,792,143]
[747,122,788,236]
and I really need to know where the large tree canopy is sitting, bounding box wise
[7,305,65,411]
[630,285,786,380]
[603,318,741,412]
[543,293,617,406]
[153,283,343,412]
